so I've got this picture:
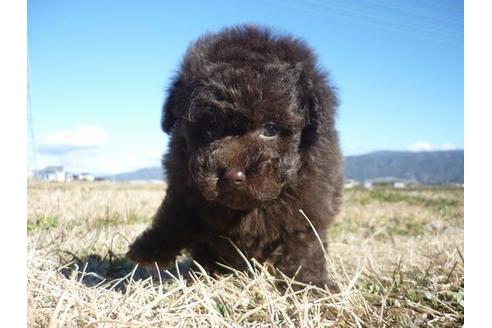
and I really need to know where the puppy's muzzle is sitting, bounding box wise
[222,168,246,185]
[217,167,250,193]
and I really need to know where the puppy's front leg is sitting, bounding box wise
[126,192,202,268]
[274,233,339,292]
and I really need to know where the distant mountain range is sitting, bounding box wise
[105,167,165,182]
[105,150,464,185]
[344,150,463,184]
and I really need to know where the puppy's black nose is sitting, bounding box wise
[224,169,246,185]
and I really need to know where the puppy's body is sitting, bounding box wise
[128,26,343,288]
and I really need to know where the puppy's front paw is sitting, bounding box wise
[126,237,175,269]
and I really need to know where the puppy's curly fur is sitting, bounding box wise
[127,25,343,288]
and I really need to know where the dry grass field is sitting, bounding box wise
[27,182,463,327]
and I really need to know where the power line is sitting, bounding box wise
[314,0,463,36]
[263,0,463,47]
[364,0,463,26]
[27,45,37,177]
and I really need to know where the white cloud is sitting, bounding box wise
[439,143,457,151]
[407,141,459,152]
[408,141,434,152]
[38,126,107,155]
[32,126,168,175]
[36,146,163,175]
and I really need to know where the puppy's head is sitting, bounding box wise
[162,26,336,210]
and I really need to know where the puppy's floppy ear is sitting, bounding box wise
[297,65,320,150]
[297,65,338,150]
[161,78,182,133]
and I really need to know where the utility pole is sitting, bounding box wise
[27,48,37,179]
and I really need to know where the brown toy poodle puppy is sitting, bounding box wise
[127,25,343,289]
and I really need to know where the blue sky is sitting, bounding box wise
[27,0,463,174]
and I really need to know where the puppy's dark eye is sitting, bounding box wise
[205,123,218,138]
[192,111,219,138]
[260,122,279,138]
[199,118,218,139]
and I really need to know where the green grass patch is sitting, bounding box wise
[61,208,152,232]
[360,262,464,326]
[214,302,228,317]
[99,208,151,227]
[369,189,458,210]
[329,219,360,238]
[27,215,59,233]
[386,217,425,237]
